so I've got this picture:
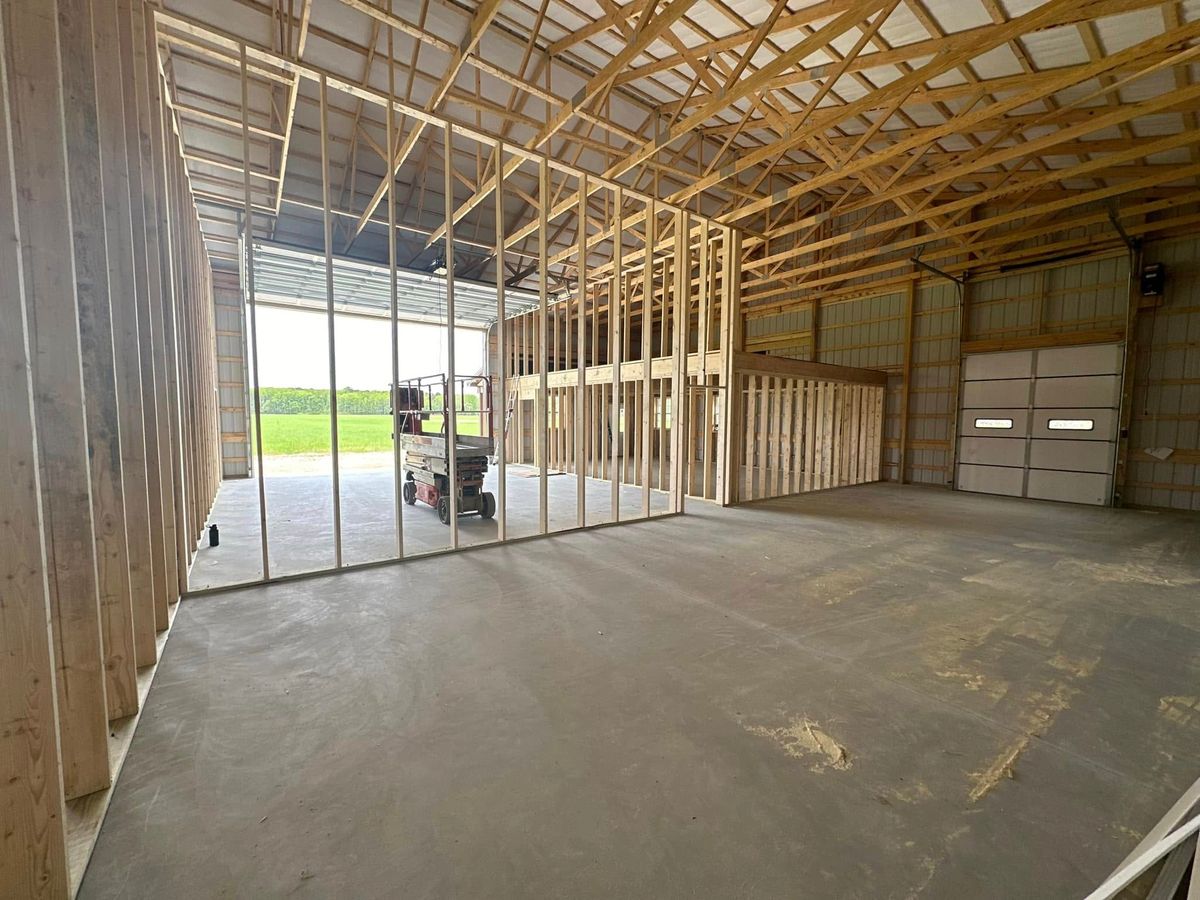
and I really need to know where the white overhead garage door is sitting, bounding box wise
[955,343,1123,506]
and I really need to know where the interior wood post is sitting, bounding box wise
[537,157,549,533]
[0,24,70,889]
[947,278,971,489]
[1113,246,1142,506]
[898,275,916,484]
[3,0,111,800]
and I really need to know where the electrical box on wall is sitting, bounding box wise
[1141,263,1166,297]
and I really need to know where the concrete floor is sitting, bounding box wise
[84,484,1200,898]
[191,460,671,589]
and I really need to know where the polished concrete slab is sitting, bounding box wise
[83,484,1200,898]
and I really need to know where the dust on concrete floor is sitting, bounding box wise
[82,484,1200,898]
[191,460,671,589]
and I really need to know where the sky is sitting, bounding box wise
[252,305,487,390]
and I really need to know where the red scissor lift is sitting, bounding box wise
[392,374,496,525]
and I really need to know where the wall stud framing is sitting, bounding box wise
[320,73,344,567]
[241,42,270,581]
[444,122,460,548]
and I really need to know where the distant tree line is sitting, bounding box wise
[259,387,390,415]
[259,387,482,415]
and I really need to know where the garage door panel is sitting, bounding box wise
[957,463,1024,497]
[1028,439,1114,473]
[1033,374,1120,407]
[962,379,1032,407]
[960,408,1029,437]
[1026,469,1111,505]
[1030,408,1117,440]
[958,437,1026,466]
[957,343,1122,507]
[963,350,1033,380]
[1035,343,1123,377]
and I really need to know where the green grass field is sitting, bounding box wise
[258,414,482,455]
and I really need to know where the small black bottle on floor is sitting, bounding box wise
[208,523,220,548]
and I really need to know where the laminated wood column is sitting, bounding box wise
[3,0,111,800]
[91,0,154,667]
[898,277,916,484]
[0,29,70,891]
[58,0,138,719]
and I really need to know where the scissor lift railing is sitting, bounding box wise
[1084,775,1200,899]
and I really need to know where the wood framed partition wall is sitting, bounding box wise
[497,280,889,507]
[1,0,221,895]
[497,215,742,510]
[159,6,726,592]
[733,354,888,503]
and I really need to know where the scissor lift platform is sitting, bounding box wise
[399,432,496,525]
